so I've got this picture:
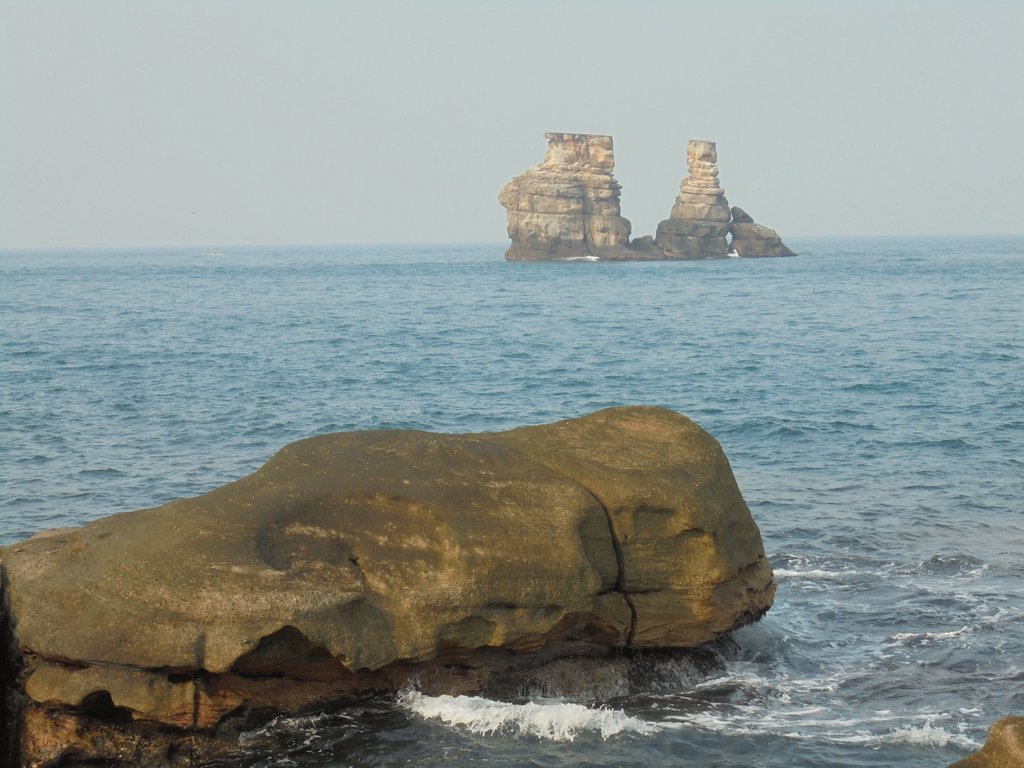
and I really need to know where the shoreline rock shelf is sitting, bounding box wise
[0,407,774,766]
[500,134,796,261]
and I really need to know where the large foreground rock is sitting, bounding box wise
[498,132,632,261]
[0,407,774,766]
[949,716,1024,768]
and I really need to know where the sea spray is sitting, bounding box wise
[398,688,660,741]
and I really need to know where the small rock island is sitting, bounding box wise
[0,407,774,767]
[500,133,794,261]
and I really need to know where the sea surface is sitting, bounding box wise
[1,237,1022,767]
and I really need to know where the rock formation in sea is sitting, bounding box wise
[948,716,1024,768]
[728,206,796,257]
[499,134,795,261]
[0,407,774,767]
[498,132,632,261]
[654,139,733,259]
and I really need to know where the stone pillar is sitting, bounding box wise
[654,140,732,259]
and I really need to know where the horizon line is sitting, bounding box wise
[2,232,1024,253]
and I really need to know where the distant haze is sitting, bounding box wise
[1,1,1022,248]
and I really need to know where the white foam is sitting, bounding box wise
[398,688,659,741]
[885,723,980,750]
[774,568,860,581]
[695,670,773,692]
[665,706,983,749]
[888,626,970,645]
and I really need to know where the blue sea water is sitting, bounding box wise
[1,237,1022,767]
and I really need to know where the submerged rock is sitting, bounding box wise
[654,140,733,259]
[948,716,1024,768]
[0,406,774,766]
[729,206,796,257]
[498,133,632,261]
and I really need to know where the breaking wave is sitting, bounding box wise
[398,688,660,741]
[666,709,980,750]
[885,723,980,750]
[887,626,971,645]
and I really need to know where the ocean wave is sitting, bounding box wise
[887,626,970,645]
[694,673,772,695]
[918,553,988,577]
[78,467,125,476]
[238,710,344,748]
[773,568,861,581]
[398,689,659,741]
[667,710,980,749]
[884,723,980,750]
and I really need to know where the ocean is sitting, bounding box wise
[1,237,1022,767]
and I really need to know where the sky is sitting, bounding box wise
[1,0,1022,248]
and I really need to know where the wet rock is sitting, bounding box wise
[948,716,1024,768]
[0,406,774,766]
[498,133,632,261]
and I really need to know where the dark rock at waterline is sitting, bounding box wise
[728,206,796,258]
[626,234,662,258]
[948,716,1024,768]
[0,406,775,766]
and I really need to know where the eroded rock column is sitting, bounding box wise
[655,140,732,259]
[498,132,632,261]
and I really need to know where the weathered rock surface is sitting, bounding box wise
[498,133,632,261]
[729,206,796,257]
[0,406,774,766]
[654,140,733,259]
[948,716,1024,768]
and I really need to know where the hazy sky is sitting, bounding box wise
[1,1,1022,248]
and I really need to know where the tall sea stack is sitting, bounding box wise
[654,140,732,259]
[498,133,632,261]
